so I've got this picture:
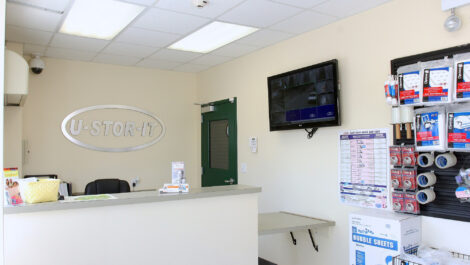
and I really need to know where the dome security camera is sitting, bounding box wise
[29,54,45,74]
[192,0,207,8]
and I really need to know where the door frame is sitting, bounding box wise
[201,98,237,187]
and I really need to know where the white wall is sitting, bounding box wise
[22,58,200,193]
[1,0,5,263]
[4,194,259,265]
[3,107,22,175]
[198,0,470,264]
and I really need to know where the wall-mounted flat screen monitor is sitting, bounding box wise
[267,59,340,131]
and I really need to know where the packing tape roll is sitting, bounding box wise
[417,172,437,188]
[435,153,457,169]
[417,189,436,205]
[417,153,434,168]
[391,107,401,124]
[400,106,414,123]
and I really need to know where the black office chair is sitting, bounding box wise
[84,179,130,195]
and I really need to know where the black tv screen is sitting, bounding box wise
[267,59,340,131]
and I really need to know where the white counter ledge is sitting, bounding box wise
[4,184,261,214]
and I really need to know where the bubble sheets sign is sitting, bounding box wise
[339,129,390,209]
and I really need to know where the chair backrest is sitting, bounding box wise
[84,179,130,195]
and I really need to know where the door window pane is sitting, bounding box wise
[210,120,229,170]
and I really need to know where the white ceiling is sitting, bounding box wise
[5,0,391,73]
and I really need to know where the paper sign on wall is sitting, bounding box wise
[338,129,390,209]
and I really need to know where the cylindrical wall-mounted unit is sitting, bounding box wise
[4,49,29,106]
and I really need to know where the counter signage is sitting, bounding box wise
[61,105,165,152]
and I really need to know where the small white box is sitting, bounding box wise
[350,209,421,265]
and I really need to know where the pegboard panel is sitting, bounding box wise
[391,44,470,222]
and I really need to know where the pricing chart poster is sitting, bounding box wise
[338,129,390,209]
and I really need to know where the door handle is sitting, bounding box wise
[224,178,234,184]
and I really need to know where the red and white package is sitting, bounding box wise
[391,169,403,190]
[392,192,405,212]
[390,146,402,166]
[404,192,420,214]
[401,145,417,167]
[402,168,417,191]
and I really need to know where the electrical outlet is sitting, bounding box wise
[131,177,139,187]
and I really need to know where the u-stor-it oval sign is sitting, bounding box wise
[61,105,165,152]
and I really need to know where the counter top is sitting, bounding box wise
[4,184,261,214]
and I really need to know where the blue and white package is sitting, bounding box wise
[421,58,453,105]
[454,52,470,102]
[447,104,470,151]
[398,63,422,106]
[414,106,446,152]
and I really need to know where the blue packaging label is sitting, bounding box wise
[352,233,398,251]
[415,111,440,147]
[356,250,365,265]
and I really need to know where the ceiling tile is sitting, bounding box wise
[270,10,337,34]
[23,44,47,56]
[119,0,158,6]
[149,49,202,62]
[212,43,259,57]
[50,33,109,52]
[312,0,390,18]
[102,42,159,58]
[236,29,292,47]
[136,58,182,69]
[115,27,181,47]
[93,53,142,66]
[6,3,63,32]
[6,25,53,45]
[133,8,210,35]
[45,47,96,61]
[12,0,71,12]
[270,0,326,8]
[154,0,245,18]
[218,0,302,28]
[190,54,233,66]
[173,63,211,73]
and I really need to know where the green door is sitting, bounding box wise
[201,98,237,187]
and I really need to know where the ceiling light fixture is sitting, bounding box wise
[60,0,145,40]
[169,21,258,53]
[444,8,462,32]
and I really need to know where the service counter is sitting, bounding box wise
[4,185,261,265]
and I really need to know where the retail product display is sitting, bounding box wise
[454,52,470,102]
[384,75,399,105]
[390,146,402,166]
[402,145,417,166]
[391,169,403,189]
[416,189,436,205]
[391,107,402,140]
[400,106,415,139]
[447,103,470,151]
[404,193,421,214]
[403,168,418,191]
[417,172,437,188]
[421,57,453,104]
[455,168,470,203]
[392,192,405,211]
[398,63,422,106]
[435,152,458,169]
[417,153,435,168]
[414,106,446,151]
[396,246,470,265]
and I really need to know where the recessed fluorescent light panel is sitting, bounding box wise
[60,0,145,40]
[169,21,258,53]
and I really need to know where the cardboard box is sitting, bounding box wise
[350,209,421,265]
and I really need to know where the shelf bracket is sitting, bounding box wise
[308,229,319,252]
[290,231,297,245]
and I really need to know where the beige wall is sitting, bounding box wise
[22,58,200,193]
[198,0,470,264]
[4,107,22,175]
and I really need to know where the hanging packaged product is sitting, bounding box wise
[404,192,420,214]
[447,103,470,151]
[398,63,422,106]
[384,75,399,105]
[455,169,470,202]
[390,146,402,166]
[401,145,417,167]
[402,168,418,191]
[421,57,453,104]
[392,192,405,212]
[391,168,403,189]
[414,106,446,152]
[453,52,470,102]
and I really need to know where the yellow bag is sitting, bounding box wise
[22,179,60,204]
